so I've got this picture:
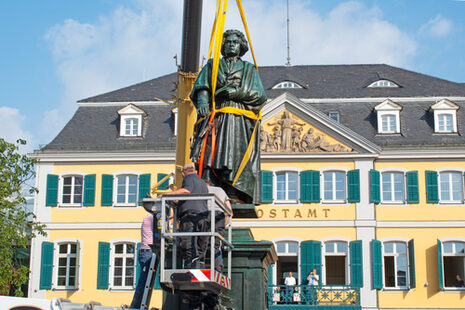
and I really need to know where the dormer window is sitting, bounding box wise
[431,99,458,133]
[272,81,302,89]
[117,104,146,137]
[368,80,399,88]
[375,99,401,134]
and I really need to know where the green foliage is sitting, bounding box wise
[0,138,46,296]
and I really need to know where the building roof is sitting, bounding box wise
[79,64,465,103]
[38,64,465,153]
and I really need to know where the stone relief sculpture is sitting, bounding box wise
[261,112,352,153]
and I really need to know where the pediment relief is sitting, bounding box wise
[260,110,354,154]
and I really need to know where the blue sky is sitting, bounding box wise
[1,0,465,152]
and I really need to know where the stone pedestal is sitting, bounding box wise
[223,228,277,310]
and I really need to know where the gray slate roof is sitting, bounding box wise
[79,64,465,102]
[42,105,176,152]
[40,64,465,153]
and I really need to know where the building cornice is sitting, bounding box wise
[300,96,465,104]
[30,151,175,163]
[77,101,171,107]
[379,148,465,160]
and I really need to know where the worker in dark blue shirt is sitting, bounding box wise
[164,164,208,269]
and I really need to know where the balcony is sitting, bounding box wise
[268,285,360,309]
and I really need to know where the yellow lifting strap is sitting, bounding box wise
[202,0,260,185]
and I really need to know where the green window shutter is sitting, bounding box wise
[370,169,380,203]
[45,174,59,207]
[300,240,322,285]
[83,174,96,206]
[101,174,113,206]
[437,239,444,290]
[97,242,110,289]
[261,171,273,203]
[300,170,320,203]
[136,243,141,284]
[39,241,54,290]
[408,239,416,289]
[157,173,169,190]
[406,171,419,204]
[350,240,363,287]
[347,169,360,203]
[138,174,151,205]
[267,264,274,286]
[426,171,439,203]
[372,240,383,289]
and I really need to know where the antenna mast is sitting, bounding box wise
[286,0,291,66]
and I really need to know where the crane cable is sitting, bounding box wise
[198,0,261,186]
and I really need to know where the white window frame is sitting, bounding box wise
[431,99,458,133]
[123,117,140,137]
[109,239,138,290]
[52,239,81,291]
[438,170,464,204]
[114,172,140,207]
[272,81,302,89]
[118,104,145,137]
[321,238,350,286]
[367,80,399,88]
[380,169,407,204]
[58,172,85,208]
[381,239,409,290]
[272,168,300,204]
[439,238,465,290]
[321,168,347,204]
[375,100,401,134]
[272,237,301,285]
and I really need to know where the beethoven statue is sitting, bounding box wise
[190,29,267,204]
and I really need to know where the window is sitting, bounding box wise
[116,175,138,205]
[61,175,83,205]
[383,242,408,288]
[324,241,348,285]
[275,171,298,202]
[124,118,139,136]
[381,115,397,133]
[118,104,146,137]
[56,242,79,289]
[375,100,401,134]
[323,171,346,202]
[381,172,405,203]
[437,114,453,132]
[368,80,399,88]
[439,172,463,203]
[275,241,299,285]
[272,81,302,89]
[431,99,458,133]
[112,242,136,289]
[441,241,465,288]
[328,112,339,122]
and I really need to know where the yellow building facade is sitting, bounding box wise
[29,64,465,309]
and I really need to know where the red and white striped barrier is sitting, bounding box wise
[188,269,231,289]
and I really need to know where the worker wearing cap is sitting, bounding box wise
[164,164,208,268]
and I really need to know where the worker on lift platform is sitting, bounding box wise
[163,164,209,269]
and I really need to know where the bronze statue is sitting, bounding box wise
[190,29,267,204]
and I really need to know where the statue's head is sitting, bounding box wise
[221,29,249,57]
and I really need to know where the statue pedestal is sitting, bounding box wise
[222,228,277,310]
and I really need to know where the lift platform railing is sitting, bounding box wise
[142,193,233,292]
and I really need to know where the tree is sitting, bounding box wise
[0,138,46,296]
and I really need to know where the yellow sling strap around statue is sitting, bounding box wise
[198,0,261,186]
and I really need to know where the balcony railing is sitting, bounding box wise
[268,285,360,308]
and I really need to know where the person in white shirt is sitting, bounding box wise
[307,268,319,286]
[284,272,296,303]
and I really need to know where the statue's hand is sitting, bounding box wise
[197,103,209,117]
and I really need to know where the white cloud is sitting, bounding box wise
[0,107,35,153]
[420,15,453,37]
[40,0,416,141]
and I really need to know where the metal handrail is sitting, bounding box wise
[144,194,233,284]
[267,284,360,307]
